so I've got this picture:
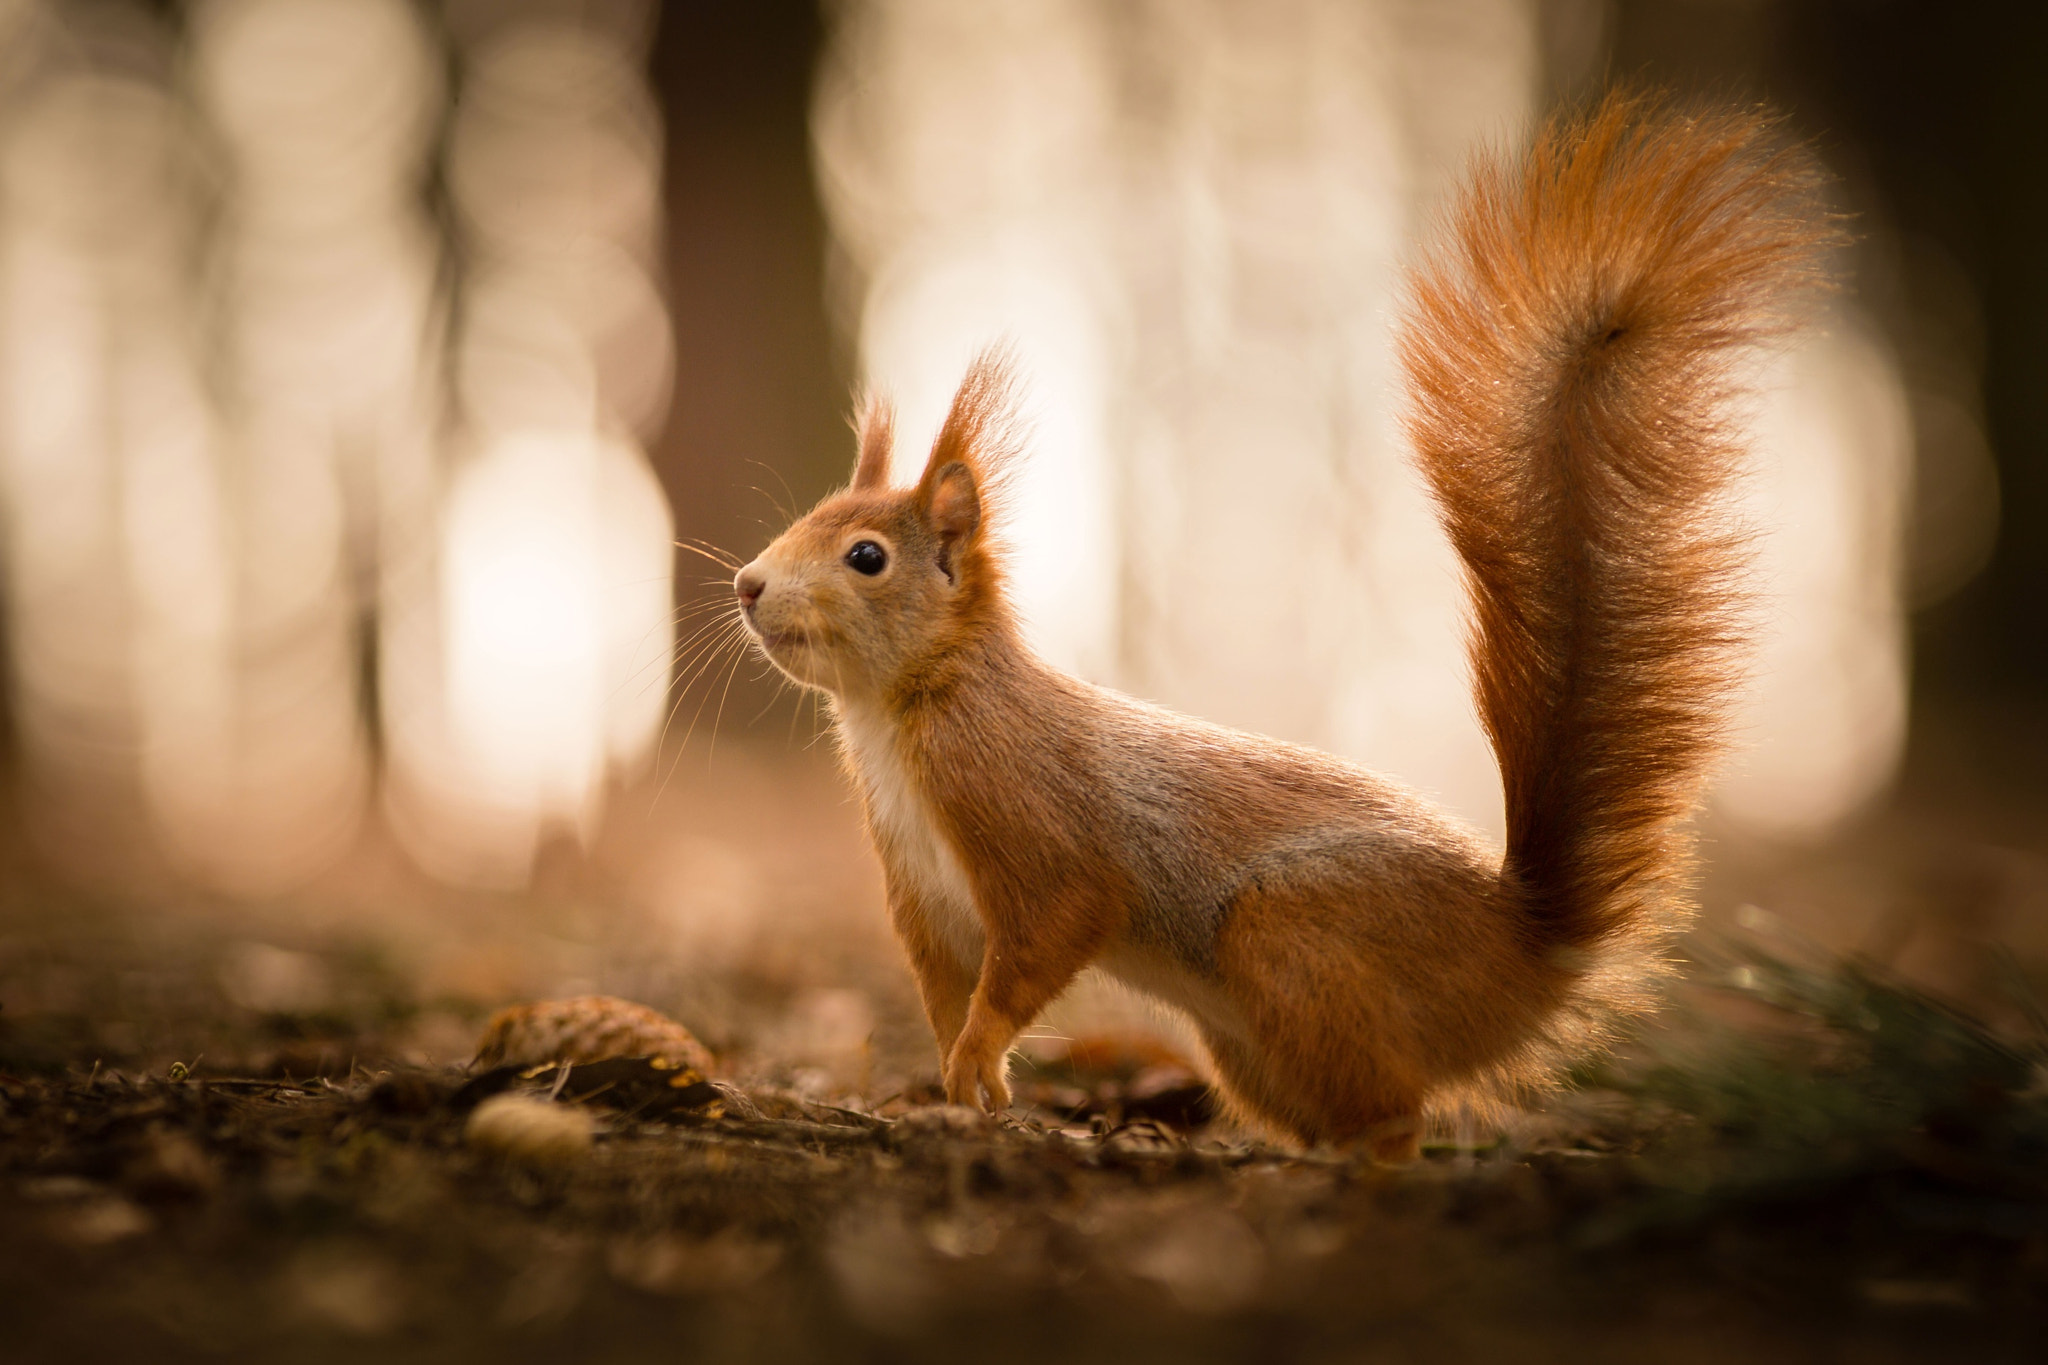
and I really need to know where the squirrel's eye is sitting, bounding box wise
[844,540,888,576]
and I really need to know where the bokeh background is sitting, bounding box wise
[0,0,2042,1091]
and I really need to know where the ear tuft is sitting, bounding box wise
[850,393,895,490]
[910,346,1022,576]
[922,347,1021,485]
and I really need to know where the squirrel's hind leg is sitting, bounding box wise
[1203,1028,1424,1160]
[1205,880,1436,1153]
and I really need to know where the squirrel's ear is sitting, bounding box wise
[913,349,1013,574]
[918,460,981,577]
[850,395,894,491]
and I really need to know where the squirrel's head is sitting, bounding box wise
[735,354,1018,702]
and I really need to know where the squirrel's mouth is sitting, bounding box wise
[755,629,810,654]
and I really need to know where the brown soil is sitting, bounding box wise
[2,745,2044,1363]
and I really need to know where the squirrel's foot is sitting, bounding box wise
[942,1044,1012,1113]
[1363,1114,1422,1165]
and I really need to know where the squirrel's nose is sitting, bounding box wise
[735,565,767,609]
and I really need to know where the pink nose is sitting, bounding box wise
[735,566,766,608]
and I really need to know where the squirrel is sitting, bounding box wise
[733,93,1836,1158]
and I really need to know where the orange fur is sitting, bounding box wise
[1403,92,1836,954]
[734,94,1837,1156]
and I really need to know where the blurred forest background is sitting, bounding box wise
[0,0,2041,1090]
[2,3,2047,1359]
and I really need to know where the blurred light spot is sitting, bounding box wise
[191,0,441,230]
[860,236,1117,675]
[449,22,663,263]
[459,245,673,442]
[0,49,204,838]
[383,12,675,886]
[444,433,609,804]
[1906,392,2000,608]
[441,429,673,800]
[0,1,673,893]
[221,941,334,1014]
[1717,326,1913,839]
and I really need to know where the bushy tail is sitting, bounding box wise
[1400,92,1838,954]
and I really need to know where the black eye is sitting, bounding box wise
[844,540,888,576]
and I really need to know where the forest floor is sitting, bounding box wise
[2,742,2046,1363]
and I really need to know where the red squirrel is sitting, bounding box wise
[734,94,1835,1158]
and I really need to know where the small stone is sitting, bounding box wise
[895,1104,991,1137]
[1128,1207,1266,1313]
[19,1175,101,1202]
[50,1196,153,1247]
[123,1127,220,1199]
[605,1230,782,1296]
[284,1246,406,1336]
[465,1094,595,1168]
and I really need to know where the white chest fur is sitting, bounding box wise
[834,703,985,968]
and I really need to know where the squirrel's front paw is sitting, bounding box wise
[943,1046,1012,1113]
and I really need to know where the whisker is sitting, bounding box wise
[656,609,733,649]
[802,686,835,752]
[659,620,745,728]
[653,600,739,648]
[666,621,748,701]
[807,653,850,753]
[744,459,801,524]
[670,608,746,661]
[613,598,738,703]
[667,607,729,632]
[653,621,750,804]
[650,658,703,806]
[674,538,743,572]
[752,670,797,730]
[671,592,737,617]
[674,620,752,751]
[704,624,754,764]
[747,484,792,524]
[617,604,741,707]
[783,673,803,745]
[655,628,750,800]
[657,635,738,702]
